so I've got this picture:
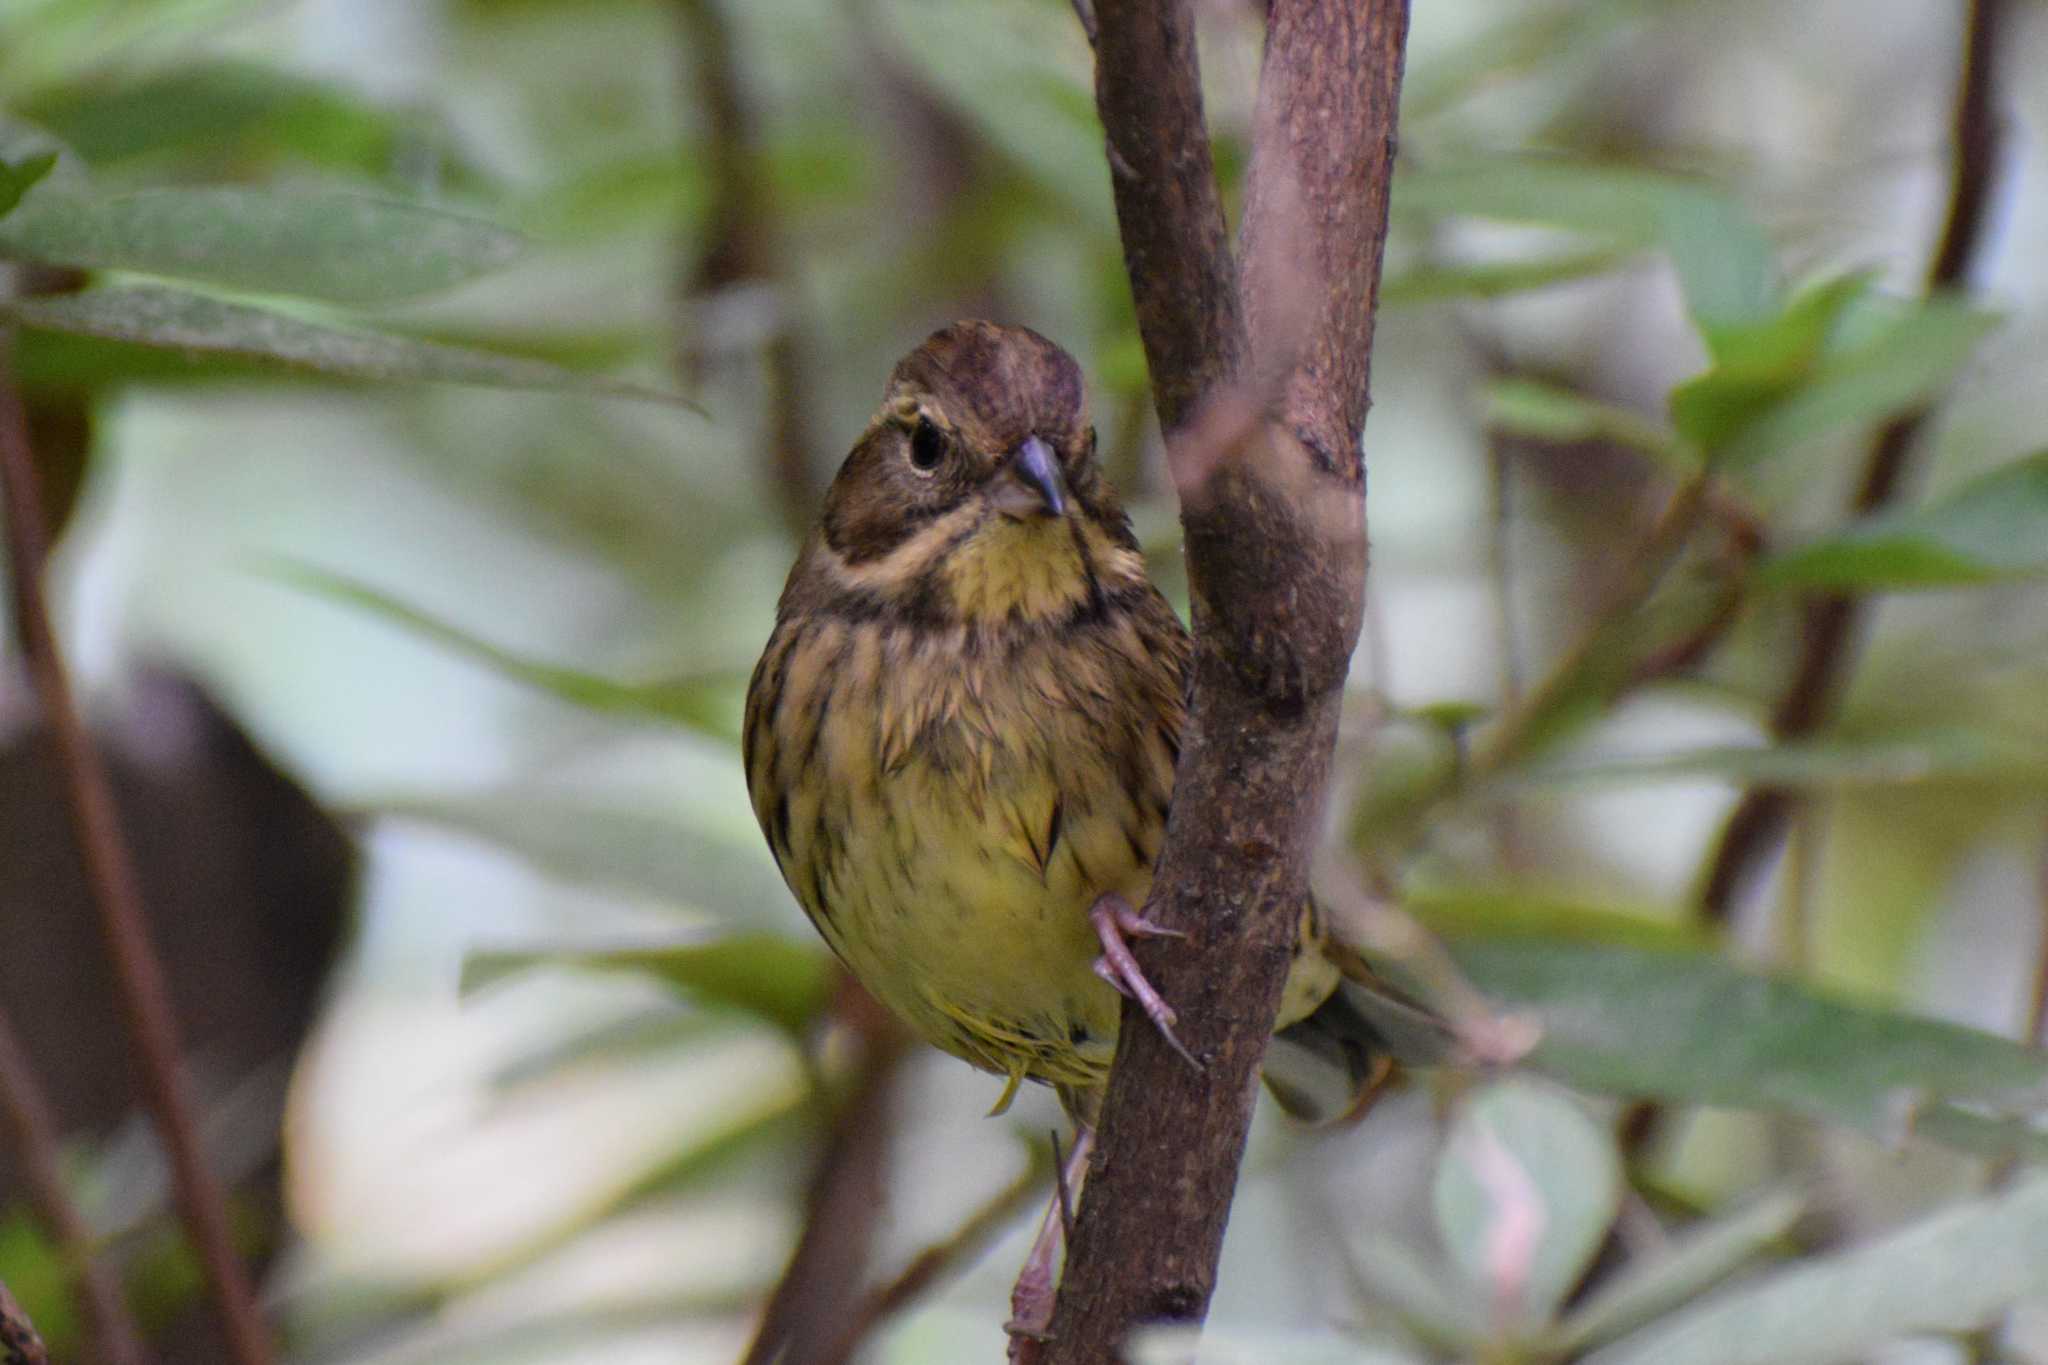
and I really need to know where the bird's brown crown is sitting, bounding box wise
[803,322,1145,627]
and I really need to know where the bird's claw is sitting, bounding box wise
[1090,894,1202,1071]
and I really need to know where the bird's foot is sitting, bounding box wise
[1089,893,1201,1071]
[1005,1128,1093,1361]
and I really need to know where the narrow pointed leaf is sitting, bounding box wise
[1525,727,2048,791]
[1396,156,1777,335]
[0,152,57,219]
[1585,1178,2048,1365]
[1,286,686,402]
[0,186,520,303]
[463,934,832,1035]
[1418,899,2048,1152]
[1482,378,1693,473]
[364,789,789,926]
[1760,450,2048,589]
[1381,247,1638,307]
[1717,297,1995,468]
[1552,1190,1805,1352]
[264,562,736,736]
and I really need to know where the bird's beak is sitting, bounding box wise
[996,435,1069,520]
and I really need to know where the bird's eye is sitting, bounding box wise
[908,416,946,473]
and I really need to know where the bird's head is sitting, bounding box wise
[806,321,1147,626]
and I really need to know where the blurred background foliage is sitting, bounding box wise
[4,0,2048,1361]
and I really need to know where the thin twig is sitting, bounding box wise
[738,977,908,1365]
[0,334,271,1365]
[1696,0,2009,926]
[673,0,822,540]
[0,1278,49,1365]
[0,1008,148,1365]
[814,1147,1049,1365]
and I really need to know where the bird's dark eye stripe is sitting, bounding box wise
[909,416,946,471]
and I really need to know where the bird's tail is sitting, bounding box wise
[1263,941,1456,1123]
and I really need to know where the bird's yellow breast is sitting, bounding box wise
[755,605,1175,1095]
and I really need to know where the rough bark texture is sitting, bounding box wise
[1041,2,1408,1360]
[1090,0,1244,435]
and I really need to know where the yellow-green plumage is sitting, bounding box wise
[744,321,1349,1116]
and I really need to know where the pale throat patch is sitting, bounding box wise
[819,494,1145,624]
[942,516,1095,621]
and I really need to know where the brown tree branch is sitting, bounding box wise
[737,976,907,1365]
[673,0,823,540]
[1089,0,1244,436]
[0,336,273,1365]
[816,1147,1048,1365]
[1696,0,2008,926]
[1,1277,49,1365]
[1041,1,1408,1359]
[0,1007,148,1365]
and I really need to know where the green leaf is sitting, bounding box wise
[1669,273,1873,452]
[1551,1189,1804,1353]
[1585,1177,2048,1365]
[463,934,833,1035]
[362,789,788,927]
[1482,378,1693,473]
[1524,727,2048,791]
[1343,1237,1489,1351]
[0,152,58,219]
[0,186,521,303]
[1716,295,1997,468]
[1396,155,1777,335]
[876,0,1111,236]
[1380,247,1638,307]
[1429,923,2048,1152]
[0,286,687,401]
[264,562,737,736]
[1759,450,2048,589]
[1433,1079,1622,1326]
[17,60,480,184]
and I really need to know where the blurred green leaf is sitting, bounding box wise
[464,934,833,1036]
[0,185,520,303]
[1585,1178,2048,1365]
[1716,295,1996,468]
[876,0,1111,236]
[1409,891,1708,952]
[1,286,685,399]
[1482,378,1692,473]
[1380,247,1638,307]
[366,789,788,925]
[0,1215,73,1358]
[0,151,57,219]
[1669,273,1871,452]
[1402,0,1662,119]
[1759,450,2048,589]
[1434,1079,1621,1326]
[1396,155,1777,335]
[1431,925,2048,1153]
[17,60,478,182]
[1551,1189,1804,1353]
[266,562,736,737]
[1343,1237,1488,1351]
[1525,727,2048,791]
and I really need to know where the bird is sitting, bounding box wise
[742,320,1414,1332]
